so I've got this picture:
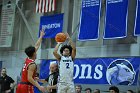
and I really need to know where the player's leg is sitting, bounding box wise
[16,84,28,93]
[57,83,67,93]
[67,82,75,93]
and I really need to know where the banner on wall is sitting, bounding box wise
[40,57,140,85]
[39,14,64,38]
[103,0,128,39]
[134,0,140,36]
[0,0,16,47]
[78,0,101,41]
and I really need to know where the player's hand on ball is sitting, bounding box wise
[39,86,46,93]
[65,33,70,39]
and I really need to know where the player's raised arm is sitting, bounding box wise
[35,30,45,51]
[53,42,62,61]
[66,33,76,60]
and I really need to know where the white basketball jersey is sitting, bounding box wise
[59,56,74,83]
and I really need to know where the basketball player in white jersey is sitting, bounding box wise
[53,33,76,93]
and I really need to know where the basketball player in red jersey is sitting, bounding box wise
[16,30,46,93]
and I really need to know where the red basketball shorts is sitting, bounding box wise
[16,84,34,93]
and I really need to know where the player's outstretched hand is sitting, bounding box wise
[65,33,70,39]
[39,86,46,93]
[40,29,45,38]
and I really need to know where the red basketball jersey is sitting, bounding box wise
[21,58,37,82]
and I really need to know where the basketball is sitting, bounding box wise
[55,33,67,42]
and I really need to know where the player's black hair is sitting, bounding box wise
[85,88,92,92]
[109,86,119,93]
[25,46,36,57]
[60,45,72,55]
